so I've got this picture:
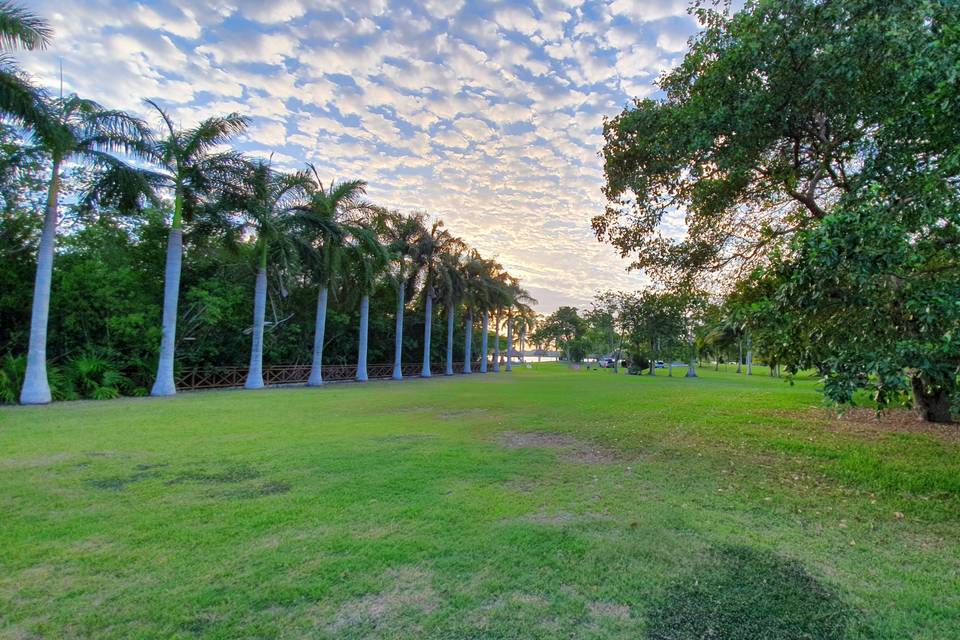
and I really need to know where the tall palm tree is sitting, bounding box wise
[514,300,539,364]
[475,257,504,373]
[436,249,466,376]
[408,221,462,378]
[139,101,249,397]
[342,230,388,382]
[504,283,536,372]
[0,1,52,131]
[491,273,514,373]
[297,169,370,387]
[460,251,489,374]
[20,94,151,404]
[225,159,310,390]
[382,210,427,380]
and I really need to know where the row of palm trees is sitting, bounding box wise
[1,2,538,404]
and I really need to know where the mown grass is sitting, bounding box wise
[1,364,958,639]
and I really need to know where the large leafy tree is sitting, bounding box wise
[136,101,249,397]
[596,0,959,421]
[20,95,151,404]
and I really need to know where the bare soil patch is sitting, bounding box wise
[786,408,960,444]
[497,431,619,463]
[328,566,437,632]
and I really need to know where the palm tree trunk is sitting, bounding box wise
[493,311,501,372]
[519,329,525,363]
[307,286,328,386]
[746,334,753,375]
[20,161,60,404]
[445,303,454,376]
[463,309,473,374]
[480,311,489,373]
[357,294,369,381]
[505,314,513,372]
[421,293,433,378]
[392,285,404,380]
[244,264,267,390]
[151,191,185,397]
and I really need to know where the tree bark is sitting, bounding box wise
[463,309,473,374]
[245,267,268,389]
[151,192,184,398]
[480,311,489,373]
[421,293,433,378]
[493,311,501,372]
[911,375,954,424]
[392,284,404,380]
[737,340,742,374]
[505,314,513,372]
[686,339,697,378]
[307,286,328,386]
[746,334,753,375]
[21,163,61,404]
[445,304,454,376]
[357,294,369,381]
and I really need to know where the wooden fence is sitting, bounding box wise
[174,361,478,391]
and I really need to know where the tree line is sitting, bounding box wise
[594,0,959,423]
[0,3,536,404]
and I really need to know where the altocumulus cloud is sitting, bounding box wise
[18,0,701,311]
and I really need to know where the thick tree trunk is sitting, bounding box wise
[244,267,267,389]
[493,311,501,372]
[480,311,489,373]
[686,340,697,378]
[737,340,742,374]
[911,375,954,423]
[421,293,433,378]
[648,339,656,376]
[307,286,328,386]
[392,285,404,380]
[463,310,473,374]
[357,294,369,381]
[715,353,720,371]
[746,334,753,375]
[20,165,60,404]
[445,305,454,376]
[505,315,513,372]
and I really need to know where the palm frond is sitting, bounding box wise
[0,2,51,51]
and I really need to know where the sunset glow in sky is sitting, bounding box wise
[20,0,701,311]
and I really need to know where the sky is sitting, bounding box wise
[19,0,701,313]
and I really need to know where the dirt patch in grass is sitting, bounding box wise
[589,601,631,620]
[165,463,261,485]
[784,408,960,444]
[328,566,437,633]
[0,453,73,470]
[215,480,291,499]
[497,431,619,463]
[646,545,854,640]
[440,408,489,419]
[86,468,161,491]
[376,434,438,444]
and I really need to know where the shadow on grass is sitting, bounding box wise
[646,546,854,640]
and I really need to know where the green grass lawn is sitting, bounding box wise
[2,364,958,639]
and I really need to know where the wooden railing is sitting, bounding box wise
[175,361,479,391]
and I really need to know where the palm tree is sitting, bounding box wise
[20,95,152,404]
[0,2,52,131]
[514,302,538,364]
[226,159,310,390]
[460,251,490,374]
[436,249,466,376]
[407,220,462,378]
[504,283,536,372]
[297,169,370,387]
[342,230,388,382]
[382,210,427,380]
[140,101,249,397]
[491,273,515,373]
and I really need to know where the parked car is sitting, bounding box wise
[655,360,666,369]
[598,357,615,368]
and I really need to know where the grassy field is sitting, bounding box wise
[1,364,958,639]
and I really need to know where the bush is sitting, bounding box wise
[65,351,129,400]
